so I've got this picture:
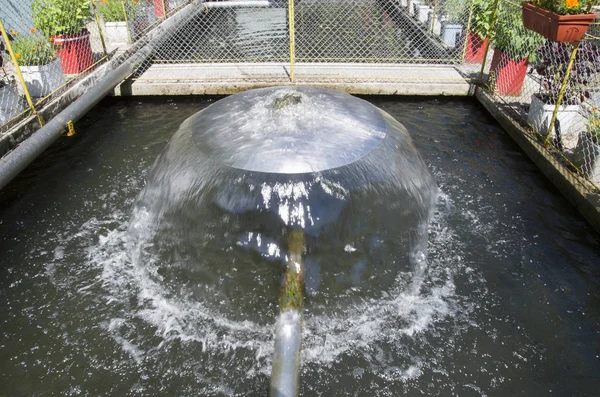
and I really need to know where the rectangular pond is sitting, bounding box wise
[0,95,599,396]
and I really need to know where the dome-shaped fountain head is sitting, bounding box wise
[190,86,388,174]
[130,86,437,320]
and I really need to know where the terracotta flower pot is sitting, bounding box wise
[521,2,597,43]
[464,31,489,63]
[52,29,94,75]
[488,48,528,96]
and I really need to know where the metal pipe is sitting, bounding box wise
[0,45,150,190]
[270,229,304,397]
[270,310,302,397]
[0,3,199,190]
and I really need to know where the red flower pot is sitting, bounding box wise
[464,31,489,63]
[52,29,94,75]
[521,3,597,43]
[154,0,171,17]
[488,48,529,96]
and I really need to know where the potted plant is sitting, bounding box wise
[439,0,468,47]
[0,42,23,127]
[578,105,600,183]
[32,0,94,74]
[96,0,143,45]
[522,0,597,43]
[527,40,599,149]
[487,7,544,96]
[11,32,65,98]
[464,0,494,63]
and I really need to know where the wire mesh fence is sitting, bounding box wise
[1,0,600,193]
[481,0,600,190]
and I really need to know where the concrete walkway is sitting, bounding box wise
[119,62,477,95]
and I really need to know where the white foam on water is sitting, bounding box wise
[45,185,483,393]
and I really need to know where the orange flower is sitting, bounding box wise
[15,53,21,59]
[595,120,599,126]
[30,28,35,33]
[565,0,579,8]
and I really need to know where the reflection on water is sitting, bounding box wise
[0,96,598,396]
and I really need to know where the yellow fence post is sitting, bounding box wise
[478,0,501,83]
[162,0,168,19]
[431,0,438,34]
[460,0,476,62]
[288,0,296,83]
[121,0,134,44]
[91,1,109,57]
[0,19,44,127]
[543,41,580,147]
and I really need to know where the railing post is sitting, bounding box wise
[287,0,296,83]
[461,0,476,62]
[91,1,109,57]
[544,41,580,147]
[430,0,438,33]
[121,0,134,44]
[0,19,44,127]
[478,0,501,83]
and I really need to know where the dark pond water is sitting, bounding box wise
[0,95,598,396]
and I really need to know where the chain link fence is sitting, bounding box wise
[1,0,600,192]
[480,0,600,190]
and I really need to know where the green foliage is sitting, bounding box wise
[493,5,544,61]
[529,0,594,16]
[95,0,142,23]
[441,0,470,22]
[11,34,57,66]
[588,106,600,143]
[471,0,495,39]
[32,0,93,37]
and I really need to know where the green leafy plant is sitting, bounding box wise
[470,0,494,39]
[440,0,469,23]
[529,0,594,15]
[32,0,93,37]
[95,0,142,22]
[588,106,600,143]
[493,6,544,61]
[10,33,57,66]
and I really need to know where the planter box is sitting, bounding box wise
[415,5,432,24]
[488,48,528,96]
[105,21,132,46]
[527,93,584,150]
[0,84,23,126]
[440,22,463,47]
[464,31,488,63]
[522,3,597,43]
[20,59,66,98]
[52,29,94,75]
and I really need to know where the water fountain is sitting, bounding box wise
[128,86,437,395]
